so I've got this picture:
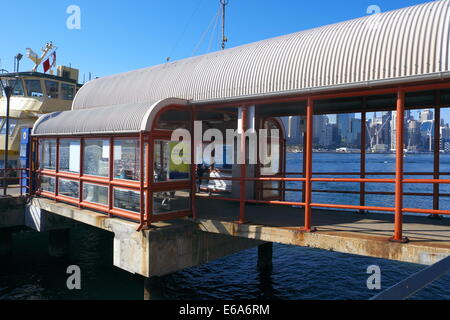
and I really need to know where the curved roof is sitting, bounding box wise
[73,0,450,110]
[32,98,188,136]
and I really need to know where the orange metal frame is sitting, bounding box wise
[198,81,450,243]
[32,106,194,230]
[29,79,450,241]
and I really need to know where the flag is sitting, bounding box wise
[51,51,57,67]
[42,51,56,73]
[43,58,51,73]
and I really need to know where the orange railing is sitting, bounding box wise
[199,172,450,235]
[0,168,31,197]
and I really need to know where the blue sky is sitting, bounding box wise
[1,0,431,78]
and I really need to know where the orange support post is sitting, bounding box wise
[302,97,314,232]
[432,92,441,215]
[239,107,247,224]
[360,110,367,212]
[392,89,408,243]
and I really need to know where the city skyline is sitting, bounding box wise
[283,108,450,152]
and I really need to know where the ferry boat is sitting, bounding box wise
[0,42,82,169]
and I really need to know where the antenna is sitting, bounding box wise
[220,0,229,50]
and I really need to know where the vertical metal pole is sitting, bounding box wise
[360,109,367,211]
[302,130,307,203]
[108,137,114,217]
[3,92,11,196]
[433,92,441,213]
[191,106,197,219]
[139,132,145,227]
[239,107,247,224]
[29,138,34,196]
[392,89,408,243]
[79,138,84,207]
[145,134,151,226]
[148,135,154,228]
[55,138,60,198]
[303,97,314,232]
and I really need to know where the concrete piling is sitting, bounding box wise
[257,242,273,273]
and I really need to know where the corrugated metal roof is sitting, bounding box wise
[32,98,188,136]
[73,0,450,110]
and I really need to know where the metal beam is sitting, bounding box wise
[371,255,450,300]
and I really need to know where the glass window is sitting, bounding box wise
[58,179,79,199]
[153,190,190,215]
[61,83,75,100]
[154,140,190,182]
[39,139,57,170]
[0,118,18,135]
[1,78,25,96]
[39,175,55,193]
[114,188,141,213]
[25,79,44,97]
[113,139,140,181]
[83,183,108,206]
[155,109,190,130]
[59,139,81,173]
[45,80,59,99]
[84,139,109,177]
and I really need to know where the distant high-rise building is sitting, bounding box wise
[420,109,434,123]
[337,113,356,146]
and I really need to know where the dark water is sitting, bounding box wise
[1,153,449,300]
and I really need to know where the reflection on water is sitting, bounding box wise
[1,154,449,300]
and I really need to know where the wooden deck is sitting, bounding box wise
[195,196,450,265]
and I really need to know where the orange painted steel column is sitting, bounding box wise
[302,128,307,203]
[145,134,151,226]
[239,107,248,224]
[303,97,314,232]
[138,132,145,230]
[108,137,114,217]
[433,92,441,213]
[79,138,85,208]
[55,138,60,199]
[392,89,408,242]
[360,110,367,210]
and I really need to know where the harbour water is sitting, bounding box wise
[0,153,449,300]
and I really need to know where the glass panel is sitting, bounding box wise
[153,190,190,215]
[2,78,25,96]
[155,109,190,130]
[0,119,18,135]
[154,140,190,182]
[83,183,108,206]
[25,79,44,97]
[114,188,141,213]
[40,175,55,193]
[59,139,81,173]
[61,83,75,100]
[58,179,79,198]
[113,139,140,181]
[44,80,59,99]
[84,139,109,177]
[262,181,280,199]
[39,139,57,170]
